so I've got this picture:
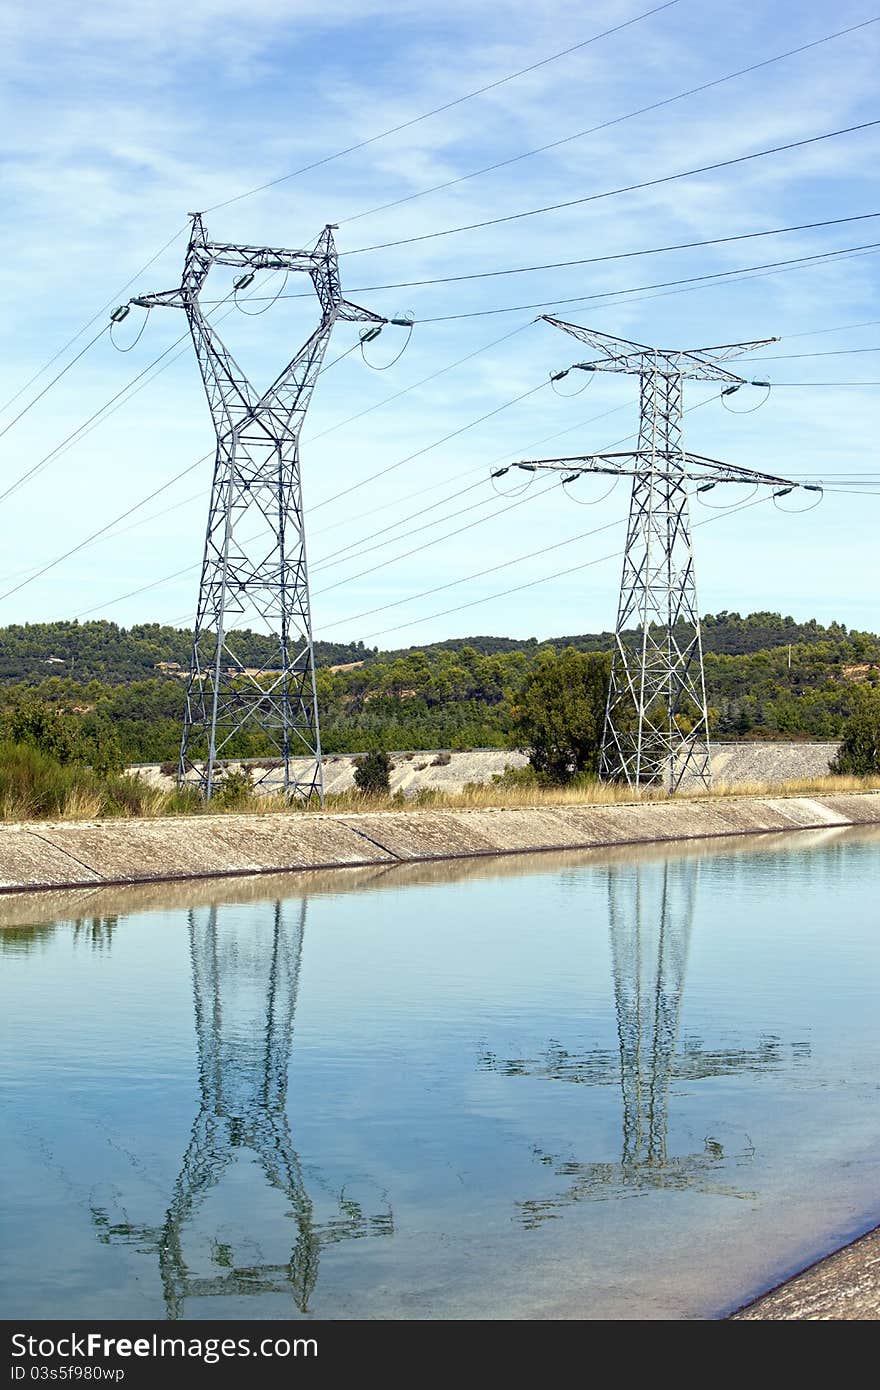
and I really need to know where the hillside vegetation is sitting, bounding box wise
[0,611,876,764]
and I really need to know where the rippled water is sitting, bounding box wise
[2,826,880,1321]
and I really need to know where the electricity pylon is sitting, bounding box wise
[515,317,817,791]
[92,899,393,1319]
[125,215,387,802]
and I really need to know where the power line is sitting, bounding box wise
[0,323,111,446]
[0,455,209,606]
[309,395,638,544]
[306,396,722,608]
[7,320,543,606]
[310,377,552,512]
[313,478,560,596]
[0,225,186,423]
[0,325,196,507]
[746,346,880,360]
[770,380,880,386]
[0,317,367,606]
[306,320,535,446]
[326,491,782,641]
[203,1,681,214]
[0,5,678,439]
[344,118,880,256]
[324,515,627,628]
[69,398,639,620]
[71,379,564,617]
[784,317,880,339]
[338,15,880,229]
[7,233,874,507]
[1,11,678,427]
[411,240,880,322]
[216,211,880,301]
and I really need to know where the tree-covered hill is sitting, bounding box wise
[0,621,375,683]
[1,611,872,685]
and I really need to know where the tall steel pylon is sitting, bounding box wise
[516,317,816,792]
[127,215,386,801]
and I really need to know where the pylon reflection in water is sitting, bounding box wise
[93,898,392,1317]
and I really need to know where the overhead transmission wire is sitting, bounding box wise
[310,396,637,550]
[0,224,187,423]
[70,364,569,618]
[10,234,880,610]
[8,320,541,591]
[784,317,880,339]
[211,211,880,303]
[9,54,877,618]
[15,228,878,593]
[6,132,873,494]
[11,16,879,474]
[335,488,814,643]
[335,15,880,229]
[202,1,682,214]
[6,12,872,443]
[10,229,879,605]
[409,240,880,323]
[309,375,553,512]
[0,311,365,605]
[341,117,880,257]
[171,394,723,631]
[0,263,278,508]
[745,345,880,360]
[0,326,203,507]
[311,391,723,602]
[28,289,880,621]
[1,8,674,426]
[0,323,112,445]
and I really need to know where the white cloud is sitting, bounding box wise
[0,0,878,641]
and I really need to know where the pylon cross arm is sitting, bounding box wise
[514,451,806,490]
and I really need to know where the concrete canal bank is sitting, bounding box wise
[1,788,880,894]
[732,1223,880,1320]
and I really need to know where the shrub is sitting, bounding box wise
[431,751,452,767]
[491,764,542,789]
[212,766,255,809]
[0,741,101,819]
[831,690,880,774]
[353,749,392,795]
[3,697,80,765]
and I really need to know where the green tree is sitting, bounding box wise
[3,695,81,764]
[353,749,393,795]
[512,647,610,782]
[831,689,880,774]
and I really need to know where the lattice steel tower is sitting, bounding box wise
[521,316,798,792]
[129,215,385,801]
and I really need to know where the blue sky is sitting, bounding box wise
[1,0,878,646]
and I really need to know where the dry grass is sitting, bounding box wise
[129,771,880,818]
[305,773,880,815]
[58,788,106,820]
[3,768,879,824]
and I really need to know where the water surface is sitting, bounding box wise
[2,827,879,1320]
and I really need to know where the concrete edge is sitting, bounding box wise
[0,789,879,897]
[728,1222,880,1320]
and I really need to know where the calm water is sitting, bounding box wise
[2,827,880,1321]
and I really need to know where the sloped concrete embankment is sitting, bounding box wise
[731,1224,880,1320]
[1,791,879,895]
